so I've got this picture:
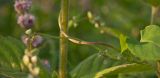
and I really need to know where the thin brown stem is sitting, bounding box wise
[61,31,119,51]
[40,32,119,51]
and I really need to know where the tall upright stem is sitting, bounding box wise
[59,0,69,78]
[157,61,160,78]
[151,6,160,78]
[150,6,158,25]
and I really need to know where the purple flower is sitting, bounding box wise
[18,14,35,29]
[32,35,43,47]
[14,0,32,14]
[22,35,30,46]
[21,35,43,47]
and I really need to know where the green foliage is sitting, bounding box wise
[144,0,160,6]
[127,39,160,61]
[0,36,27,78]
[0,0,160,78]
[119,34,128,52]
[120,25,160,61]
[141,25,160,47]
[70,53,119,78]
[95,63,153,78]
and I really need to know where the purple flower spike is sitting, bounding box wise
[32,35,43,47]
[14,0,32,14]
[18,14,35,29]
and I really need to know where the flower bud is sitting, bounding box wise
[23,55,30,66]
[14,0,32,14]
[32,67,40,76]
[22,35,30,46]
[25,29,32,35]
[32,35,43,47]
[18,14,35,29]
[31,56,37,64]
[27,74,34,78]
[87,11,93,20]
[28,63,33,71]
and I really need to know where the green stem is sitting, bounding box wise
[150,5,160,78]
[157,61,160,78]
[59,0,69,78]
[151,6,160,78]
[150,6,158,25]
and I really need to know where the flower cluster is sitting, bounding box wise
[14,0,43,77]
[18,14,35,29]
[14,0,32,14]
[15,0,34,29]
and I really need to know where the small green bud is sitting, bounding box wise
[73,23,77,27]
[68,20,73,27]
[94,23,99,28]
[30,48,39,55]
[25,29,32,35]
[87,11,93,20]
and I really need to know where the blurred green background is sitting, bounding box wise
[0,0,159,78]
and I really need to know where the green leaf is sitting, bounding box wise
[70,53,119,78]
[0,67,27,78]
[119,34,128,52]
[94,63,152,78]
[126,25,160,61]
[0,36,27,78]
[141,25,160,47]
[0,36,24,67]
[127,38,160,61]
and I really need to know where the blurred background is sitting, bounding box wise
[0,0,159,78]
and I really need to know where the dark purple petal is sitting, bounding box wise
[32,35,43,47]
[18,14,35,29]
[14,0,32,14]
